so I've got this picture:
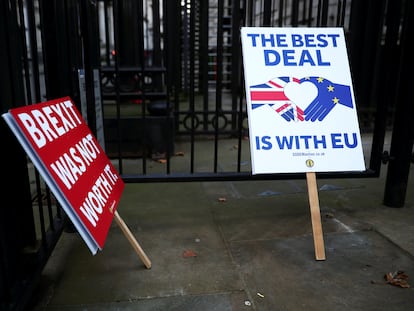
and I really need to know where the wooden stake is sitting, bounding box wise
[306,172,326,261]
[114,211,152,269]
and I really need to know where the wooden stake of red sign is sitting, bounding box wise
[306,172,326,261]
[114,211,152,269]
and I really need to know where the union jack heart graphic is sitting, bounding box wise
[249,76,353,122]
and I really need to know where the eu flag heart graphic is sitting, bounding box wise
[249,76,353,122]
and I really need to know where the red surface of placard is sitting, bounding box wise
[6,97,124,251]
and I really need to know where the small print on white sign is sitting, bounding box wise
[241,27,366,174]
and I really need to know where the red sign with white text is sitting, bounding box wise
[5,97,124,252]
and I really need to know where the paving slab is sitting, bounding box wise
[29,164,414,311]
[230,231,414,311]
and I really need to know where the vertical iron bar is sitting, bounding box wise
[104,0,111,66]
[214,0,224,172]
[263,0,271,26]
[340,0,348,27]
[300,0,307,24]
[307,0,313,26]
[80,0,100,134]
[291,0,299,26]
[348,0,383,120]
[112,0,123,173]
[369,0,400,174]
[190,0,196,173]
[201,1,209,132]
[246,0,253,26]
[319,0,329,26]
[137,0,147,172]
[164,0,180,141]
[383,0,414,207]
[278,0,284,26]
[237,0,248,172]
[231,1,241,132]
[0,2,39,307]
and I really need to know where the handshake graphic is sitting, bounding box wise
[249,76,353,122]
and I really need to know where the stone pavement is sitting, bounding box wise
[29,135,414,311]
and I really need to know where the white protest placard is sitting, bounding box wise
[241,27,366,174]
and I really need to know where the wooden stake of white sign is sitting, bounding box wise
[306,172,326,261]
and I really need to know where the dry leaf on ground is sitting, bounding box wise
[182,249,197,258]
[384,271,410,288]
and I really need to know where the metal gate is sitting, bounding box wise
[1,1,413,310]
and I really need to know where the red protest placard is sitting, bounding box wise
[2,96,124,254]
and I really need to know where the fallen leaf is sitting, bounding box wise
[384,271,410,288]
[182,249,197,258]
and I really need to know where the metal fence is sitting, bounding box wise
[97,0,409,185]
[1,1,413,310]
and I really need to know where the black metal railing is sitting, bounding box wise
[1,1,413,310]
